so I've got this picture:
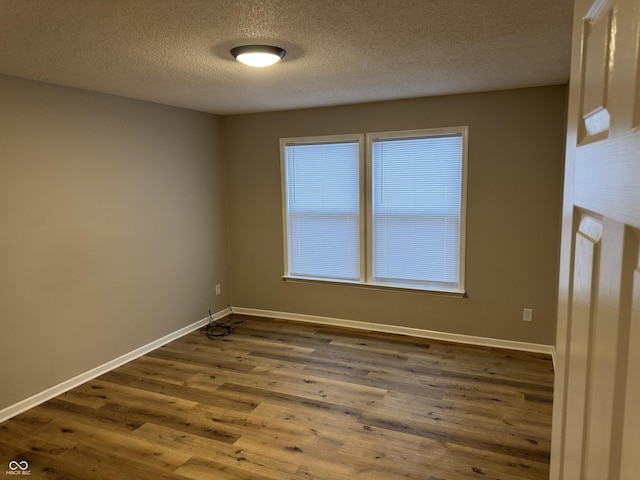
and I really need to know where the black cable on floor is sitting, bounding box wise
[200,307,243,339]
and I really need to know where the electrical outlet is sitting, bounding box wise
[215,284,221,295]
[523,308,533,322]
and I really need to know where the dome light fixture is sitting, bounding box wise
[230,45,286,67]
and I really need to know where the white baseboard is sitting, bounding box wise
[0,308,230,424]
[232,306,554,355]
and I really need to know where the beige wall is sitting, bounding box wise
[222,86,566,345]
[0,74,228,410]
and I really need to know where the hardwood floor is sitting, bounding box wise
[0,315,554,479]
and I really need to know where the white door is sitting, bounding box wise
[551,0,640,478]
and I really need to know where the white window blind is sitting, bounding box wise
[370,134,463,289]
[284,140,361,281]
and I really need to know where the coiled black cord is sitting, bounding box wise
[200,307,243,339]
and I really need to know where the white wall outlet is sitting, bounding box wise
[215,284,221,295]
[523,308,533,322]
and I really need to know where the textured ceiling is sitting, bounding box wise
[0,0,573,115]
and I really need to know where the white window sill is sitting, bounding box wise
[282,275,467,298]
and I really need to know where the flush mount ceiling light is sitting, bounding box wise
[230,45,286,67]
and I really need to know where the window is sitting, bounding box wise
[281,135,364,281]
[281,127,467,293]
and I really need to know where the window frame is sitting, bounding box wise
[366,127,468,294]
[280,126,468,295]
[280,134,366,282]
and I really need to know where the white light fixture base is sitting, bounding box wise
[231,45,286,68]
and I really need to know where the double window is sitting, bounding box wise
[280,127,468,293]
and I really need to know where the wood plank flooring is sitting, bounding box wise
[0,315,554,479]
